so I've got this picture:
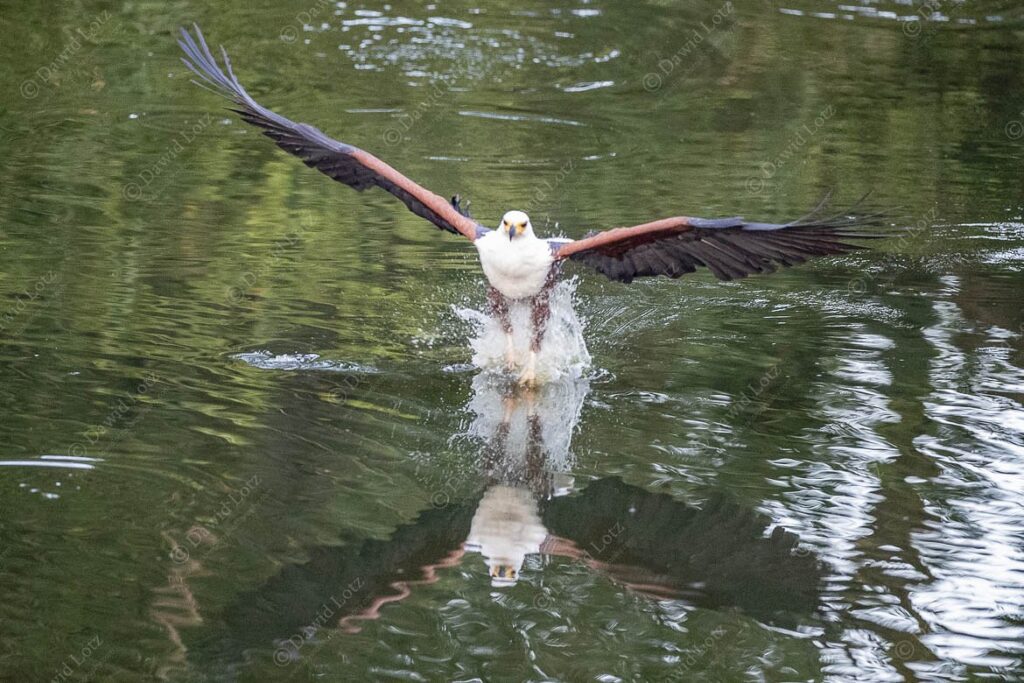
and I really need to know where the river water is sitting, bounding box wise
[1,0,1023,680]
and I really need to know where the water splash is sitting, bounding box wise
[232,351,379,374]
[461,368,591,586]
[464,372,591,477]
[455,278,591,383]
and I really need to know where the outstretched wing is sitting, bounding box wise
[552,203,887,283]
[177,24,485,241]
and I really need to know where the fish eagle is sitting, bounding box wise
[178,25,885,385]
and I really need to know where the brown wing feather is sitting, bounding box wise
[178,25,483,241]
[553,209,887,283]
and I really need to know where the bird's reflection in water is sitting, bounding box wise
[193,374,823,671]
[463,375,825,615]
[464,373,588,587]
[466,485,546,586]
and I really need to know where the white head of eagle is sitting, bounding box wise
[500,210,534,241]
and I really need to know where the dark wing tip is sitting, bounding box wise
[177,24,250,104]
[565,196,900,284]
[783,192,899,234]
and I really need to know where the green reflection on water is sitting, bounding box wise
[1,0,1023,680]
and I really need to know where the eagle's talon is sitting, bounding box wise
[451,194,472,218]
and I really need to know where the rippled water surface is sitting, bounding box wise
[2,0,1024,680]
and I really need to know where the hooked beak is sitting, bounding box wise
[490,564,518,586]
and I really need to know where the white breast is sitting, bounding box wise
[475,231,555,300]
[465,485,549,583]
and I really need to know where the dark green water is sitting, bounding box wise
[2,0,1024,680]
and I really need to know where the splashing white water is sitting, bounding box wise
[232,351,379,374]
[464,372,591,476]
[461,365,591,585]
[455,278,591,383]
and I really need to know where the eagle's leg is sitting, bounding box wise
[519,269,558,386]
[524,400,548,492]
[488,286,516,369]
[482,389,515,472]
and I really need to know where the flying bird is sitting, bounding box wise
[178,25,885,385]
